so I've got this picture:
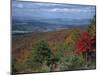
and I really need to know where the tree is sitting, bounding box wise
[65,29,81,52]
[75,32,91,54]
[75,15,96,58]
[87,16,96,61]
[31,40,53,69]
[75,32,96,62]
[87,15,96,37]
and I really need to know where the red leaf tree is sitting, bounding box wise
[75,32,91,54]
[75,32,96,61]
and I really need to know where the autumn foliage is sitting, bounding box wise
[75,32,96,55]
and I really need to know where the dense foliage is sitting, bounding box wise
[75,32,92,54]
[75,16,96,62]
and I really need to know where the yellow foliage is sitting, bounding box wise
[65,29,81,45]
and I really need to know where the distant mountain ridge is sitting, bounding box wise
[12,18,88,34]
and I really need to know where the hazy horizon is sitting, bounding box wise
[12,1,96,33]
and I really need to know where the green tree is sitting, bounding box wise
[87,16,96,37]
[31,40,53,70]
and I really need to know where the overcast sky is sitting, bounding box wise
[12,1,96,23]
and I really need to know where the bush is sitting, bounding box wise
[59,54,85,71]
[12,57,17,75]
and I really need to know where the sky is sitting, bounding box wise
[12,0,96,25]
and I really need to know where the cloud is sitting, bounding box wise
[12,1,95,13]
[17,4,24,8]
[29,8,94,13]
[49,8,68,12]
[33,2,59,6]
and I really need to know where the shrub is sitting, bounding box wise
[59,54,85,71]
[12,57,17,75]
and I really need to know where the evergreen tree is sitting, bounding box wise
[31,40,53,67]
